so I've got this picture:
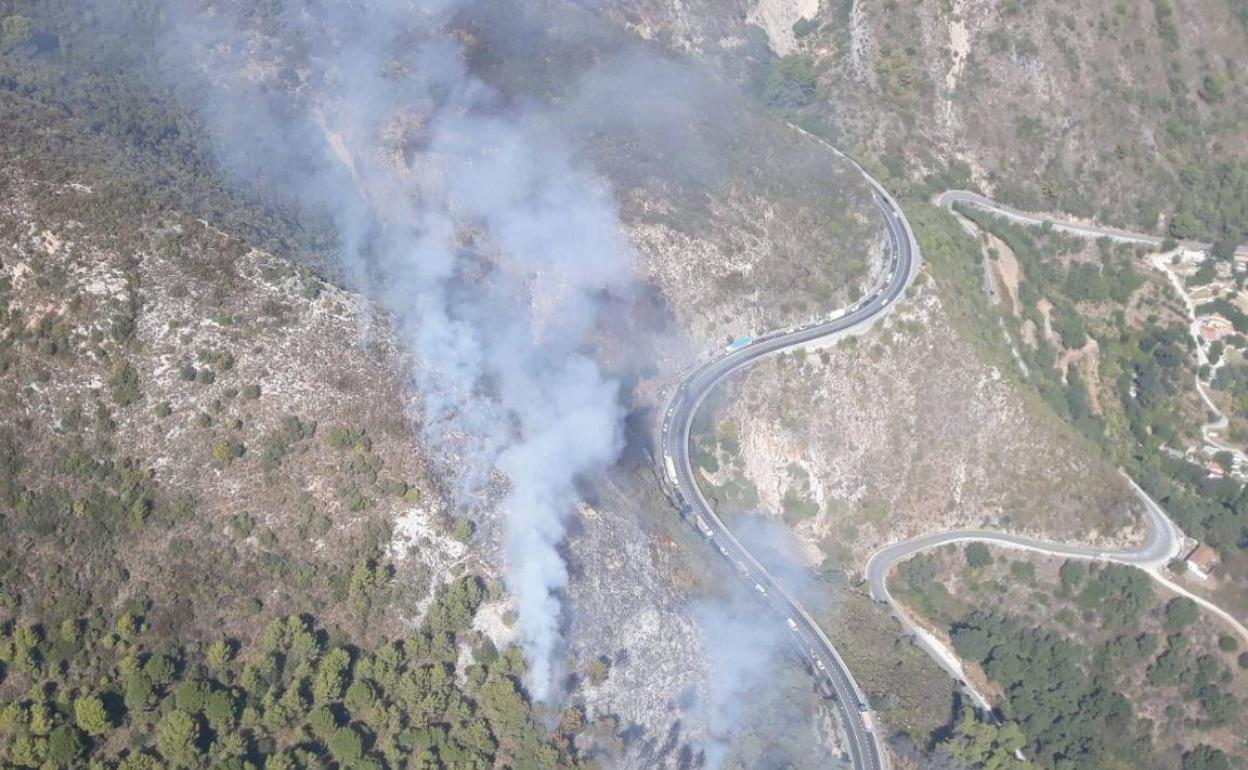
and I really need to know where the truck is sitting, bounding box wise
[754,584,767,596]
[663,454,677,482]
[858,704,874,732]
[693,514,715,538]
[786,618,798,632]
[725,336,754,352]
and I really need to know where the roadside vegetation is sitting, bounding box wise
[936,204,1248,611]
[891,546,1247,768]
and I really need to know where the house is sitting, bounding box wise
[1185,543,1220,579]
[1199,316,1235,342]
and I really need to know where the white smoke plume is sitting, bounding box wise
[145,0,635,699]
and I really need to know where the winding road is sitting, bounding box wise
[936,190,1248,257]
[863,475,1185,711]
[660,163,919,770]
[660,175,1248,768]
[863,191,1248,713]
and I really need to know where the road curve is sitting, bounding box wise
[863,476,1185,712]
[935,190,1248,258]
[659,163,920,770]
[864,191,1248,714]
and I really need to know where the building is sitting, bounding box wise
[1185,543,1220,579]
[1199,316,1235,342]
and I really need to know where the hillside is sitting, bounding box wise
[0,94,601,769]
[594,0,1248,246]
[3,1,1244,770]
[0,1,891,768]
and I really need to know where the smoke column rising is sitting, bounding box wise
[152,0,634,699]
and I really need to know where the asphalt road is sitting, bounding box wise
[936,190,1248,257]
[862,476,1184,711]
[658,181,1237,762]
[659,177,919,770]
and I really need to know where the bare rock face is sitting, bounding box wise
[746,0,821,56]
[702,277,1141,568]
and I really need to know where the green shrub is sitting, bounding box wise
[965,542,992,568]
[763,54,819,109]
[211,440,245,465]
[110,362,141,406]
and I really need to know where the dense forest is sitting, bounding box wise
[0,580,600,769]
[892,548,1244,770]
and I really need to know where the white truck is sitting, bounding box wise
[663,454,677,482]
[693,514,715,538]
[786,618,798,632]
[859,704,874,731]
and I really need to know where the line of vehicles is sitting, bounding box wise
[672,470,881,737]
[654,185,906,770]
[714,260,903,356]
[783,616,876,731]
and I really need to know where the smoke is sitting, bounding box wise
[692,596,787,768]
[692,516,825,768]
[142,0,635,699]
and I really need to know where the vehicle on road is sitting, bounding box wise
[660,161,913,770]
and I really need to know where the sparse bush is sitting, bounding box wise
[211,440,245,465]
[110,362,141,406]
[1164,596,1199,632]
[327,426,370,451]
[763,54,819,109]
[231,511,255,538]
[586,656,610,685]
[964,542,992,568]
[792,17,819,38]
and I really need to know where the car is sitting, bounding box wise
[754,584,767,596]
[786,618,799,631]
[815,659,825,671]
